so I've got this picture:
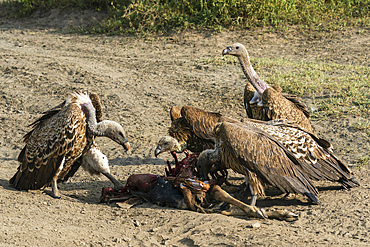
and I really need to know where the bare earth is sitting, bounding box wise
[0,9,369,247]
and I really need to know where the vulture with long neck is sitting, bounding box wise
[10,91,130,198]
[196,121,320,205]
[222,43,313,133]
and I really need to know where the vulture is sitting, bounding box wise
[155,105,222,156]
[155,106,358,205]
[196,121,320,205]
[9,91,130,198]
[222,43,313,133]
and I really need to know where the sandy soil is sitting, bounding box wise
[0,9,369,246]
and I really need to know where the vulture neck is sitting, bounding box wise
[82,103,111,137]
[238,51,268,96]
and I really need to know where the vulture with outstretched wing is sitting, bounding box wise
[222,43,313,132]
[221,116,359,189]
[10,91,130,198]
[196,121,320,205]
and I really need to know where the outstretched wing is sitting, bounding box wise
[240,117,357,187]
[10,104,87,190]
[215,122,319,202]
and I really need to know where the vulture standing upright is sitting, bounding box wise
[222,43,313,133]
[10,91,130,198]
[196,121,320,205]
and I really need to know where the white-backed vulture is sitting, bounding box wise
[222,43,313,132]
[9,91,130,198]
[196,121,320,205]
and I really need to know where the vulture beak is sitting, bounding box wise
[154,146,161,157]
[122,140,130,152]
[222,46,232,56]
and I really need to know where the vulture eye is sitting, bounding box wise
[118,132,124,137]
[236,46,239,50]
[164,142,169,146]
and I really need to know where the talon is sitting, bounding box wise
[257,208,267,219]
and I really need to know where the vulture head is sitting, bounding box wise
[155,136,182,157]
[98,120,130,152]
[222,43,248,57]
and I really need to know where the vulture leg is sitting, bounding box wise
[249,185,257,206]
[244,176,257,206]
[50,179,61,198]
[50,157,65,198]
[102,172,124,189]
[212,185,267,219]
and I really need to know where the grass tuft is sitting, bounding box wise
[1,0,369,34]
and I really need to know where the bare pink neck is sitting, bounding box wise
[238,52,267,95]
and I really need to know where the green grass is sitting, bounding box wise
[1,0,369,34]
[196,56,370,119]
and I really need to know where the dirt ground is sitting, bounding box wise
[0,9,369,246]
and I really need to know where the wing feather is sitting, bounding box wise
[181,105,221,140]
[215,122,318,200]
[10,103,87,190]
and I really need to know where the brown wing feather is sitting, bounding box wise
[237,117,357,188]
[244,83,312,131]
[215,122,319,202]
[243,83,256,118]
[170,106,182,122]
[262,88,313,132]
[89,93,103,123]
[181,105,221,140]
[10,103,87,190]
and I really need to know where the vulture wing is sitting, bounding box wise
[262,88,313,132]
[170,106,182,122]
[239,118,357,187]
[243,83,256,118]
[181,105,222,140]
[10,103,88,191]
[215,122,319,203]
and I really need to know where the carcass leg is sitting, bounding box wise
[221,206,298,221]
[212,185,266,219]
[179,186,196,211]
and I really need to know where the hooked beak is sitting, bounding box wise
[154,146,161,157]
[122,140,130,152]
[222,46,232,56]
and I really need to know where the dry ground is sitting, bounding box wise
[0,9,369,246]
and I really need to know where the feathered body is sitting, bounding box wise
[223,43,313,132]
[198,121,320,203]
[168,105,221,153]
[10,92,129,197]
[220,116,358,189]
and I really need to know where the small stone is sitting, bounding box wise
[251,222,261,228]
